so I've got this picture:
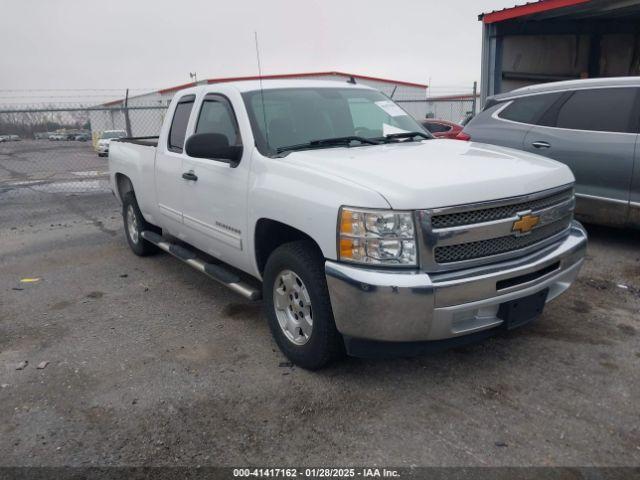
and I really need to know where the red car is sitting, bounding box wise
[420,119,464,139]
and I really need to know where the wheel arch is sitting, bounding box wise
[114,173,134,202]
[254,218,324,276]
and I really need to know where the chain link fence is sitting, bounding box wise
[392,97,478,124]
[422,96,479,124]
[0,104,167,202]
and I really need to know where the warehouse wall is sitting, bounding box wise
[501,34,590,92]
[482,17,640,103]
[599,34,640,76]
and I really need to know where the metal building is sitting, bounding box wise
[89,71,428,139]
[479,0,640,105]
[425,93,480,123]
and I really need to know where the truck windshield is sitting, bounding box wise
[242,88,429,156]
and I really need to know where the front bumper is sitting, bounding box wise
[325,221,587,345]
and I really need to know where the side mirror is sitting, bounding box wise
[185,133,243,166]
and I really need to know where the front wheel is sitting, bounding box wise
[263,241,344,369]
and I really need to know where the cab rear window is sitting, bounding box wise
[168,95,195,153]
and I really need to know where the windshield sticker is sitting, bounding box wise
[375,100,407,117]
[383,124,410,136]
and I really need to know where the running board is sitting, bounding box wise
[141,231,261,301]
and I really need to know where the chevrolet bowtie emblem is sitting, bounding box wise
[512,213,540,234]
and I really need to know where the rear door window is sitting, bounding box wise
[554,88,637,133]
[498,92,563,125]
[168,95,195,153]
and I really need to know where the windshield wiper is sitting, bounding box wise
[275,136,379,155]
[377,131,431,143]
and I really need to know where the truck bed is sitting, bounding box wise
[108,137,159,214]
[114,136,159,147]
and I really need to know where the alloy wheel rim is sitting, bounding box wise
[127,205,139,244]
[273,269,313,346]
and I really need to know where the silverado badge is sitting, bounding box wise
[512,213,540,234]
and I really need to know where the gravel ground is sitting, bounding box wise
[0,185,639,467]
[0,139,109,192]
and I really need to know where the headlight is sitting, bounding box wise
[338,207,417,266]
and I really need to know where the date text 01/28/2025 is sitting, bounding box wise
[232,467,400,477]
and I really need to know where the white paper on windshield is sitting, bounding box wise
[383,124,410,136]
[375,100,407,117]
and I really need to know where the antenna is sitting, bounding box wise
[189,72,198,82]
[254,31,270,151]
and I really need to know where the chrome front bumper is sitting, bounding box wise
[325,221,587,343]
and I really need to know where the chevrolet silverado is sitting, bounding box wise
[109,79,587,369]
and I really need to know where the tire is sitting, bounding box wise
[263,241,344,369]
[122,191,159,256]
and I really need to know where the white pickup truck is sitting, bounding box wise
[109,79,587,369]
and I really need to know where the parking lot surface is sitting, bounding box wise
[1,184,639,466]
[0,139,109,195]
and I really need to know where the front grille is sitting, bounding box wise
[431,188,573,229]
[434,216,571,264]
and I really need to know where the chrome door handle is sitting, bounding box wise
[182,170,198,181]
[531,141,551,149]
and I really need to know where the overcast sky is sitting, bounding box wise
[0,0,517,102]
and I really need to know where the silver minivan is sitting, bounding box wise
[462,77,640,229]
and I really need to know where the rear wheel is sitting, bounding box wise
[263,241,344,369]
[122,191,159,256]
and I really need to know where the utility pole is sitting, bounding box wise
[124,88,132,137]
[472,81,478,116]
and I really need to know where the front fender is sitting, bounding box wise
[247,155,390,276]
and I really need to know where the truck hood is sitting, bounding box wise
[284,140,574,209]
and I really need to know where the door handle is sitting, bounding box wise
[531,141,551,149]
[182,171,198,181]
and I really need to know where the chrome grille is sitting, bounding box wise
[417,185,575,272]
[434,216,571,263]
[431,188,573,228]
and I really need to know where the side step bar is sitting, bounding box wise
[141,231,261,301]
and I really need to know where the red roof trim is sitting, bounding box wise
[158,81,198,95]
[103,99,124,106]
[480,0,591,24]
[340,71,428,89]
[159,72,427,96]
[102,71,427,105]
[205,71,428,88]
